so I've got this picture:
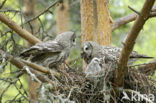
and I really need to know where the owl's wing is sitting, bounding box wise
[20,41,64,57]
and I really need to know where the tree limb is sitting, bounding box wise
[0,0,61,45]
[138,60,156,76]
[21,59,60,77]
[24,0,60,24]
[150,11,156,17]
[0,13,41,45]
[112,6,156,31]
[114,0,155,93]
[0,50,56,85]
[112,13,137,31]
[0,0,7,9]
[128,6,140,15]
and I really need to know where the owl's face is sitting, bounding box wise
[92,57,105,68]
[81,42,93,59]
[85,57,103,77]
[92,57,101,65]
[70,33,76,47]
[55,31,76,47]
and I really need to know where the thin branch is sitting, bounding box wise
[112,13,137,31]
[24,0,60,24]
[0,13,41,45]
[150,11,156,17]
[0,0,61,45]
[0,50,56,86]
[114,0,155,96]
[0,9,20,13]
[112,6,156,31]
[0,0,7,9]
[21,59,60,77]
[128,6,140,15]
[138,60,156,76]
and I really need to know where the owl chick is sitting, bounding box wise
[85,57,104,77]
[20,31,76,69]
[81,41,153,65]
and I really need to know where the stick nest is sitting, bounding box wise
[36,65,156,103]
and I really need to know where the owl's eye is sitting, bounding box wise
[85,47,89,50]
[73,39,75,42]
[72,38,76,45]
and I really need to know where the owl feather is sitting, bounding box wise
[20,31,76,68]
[81,41,153,65]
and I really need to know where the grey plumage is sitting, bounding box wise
[20,31,76,68]
[85,57,103,77]
[81,41,153,66]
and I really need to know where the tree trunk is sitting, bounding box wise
[24,0,38,36]
[24,0,39,102]
[56,0,69,34]
[81,0,112,45]
[96,0,112,45]
[81,0,94,45]
[81,0,112,71]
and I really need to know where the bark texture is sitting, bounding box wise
[0,13,41,44]
[81,0,112,71]
[81,0,94,44]
[56,0,69,34]
[114,0,155,99]
[81,0,112,45]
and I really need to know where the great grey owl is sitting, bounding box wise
[20,31,76,69]
[85,57,103,77]
[81,41,153,66]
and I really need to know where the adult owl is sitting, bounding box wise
[81,41,153,65]
[20,31,76,69]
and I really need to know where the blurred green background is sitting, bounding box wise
[0,0,155,102]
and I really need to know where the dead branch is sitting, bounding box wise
[0,0,61,45]
[138,60,156,76]
[112,6,156,31]
[21,59,60,77]
[0,50,56,85]
[24,0,60,24]
[0,9,20,13]
[20,60,50,74]
[0,13,41,45]
[112,13,136,31]
[128,6,140,15]
[114,0,155,95]
[0,0,7,9]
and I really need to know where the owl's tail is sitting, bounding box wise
[130,54,154,59]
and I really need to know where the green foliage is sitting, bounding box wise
[111,0,156,60]
[0,0,156,102]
